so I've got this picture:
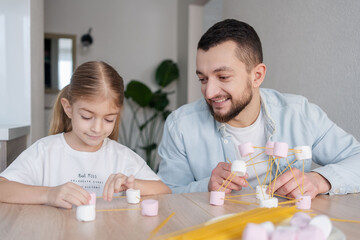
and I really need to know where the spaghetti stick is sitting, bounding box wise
[217,173,233,191]
[249,154,262,189]
[246,158,272,167]
[308,214,360,224]
[96,208,141,212]
[225,192,257,198]
[226,157,232,163]
[277,199,299,205]
[285,157,303,195]
[274,194,295,200]
[262,155,271,185]
[222,173,236,192]
[271,162,280,198]
[302,159,305,193]
[224,198,258,205]
[96,195,126,199]
[244,178,254,191]
[245,151,265,164]
[148,212,176,239]
[276,158,297,176]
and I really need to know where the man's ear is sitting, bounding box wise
[60,98,73,119]
[251,63,266,88]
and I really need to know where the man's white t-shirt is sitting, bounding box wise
[225,109,268,188]
[0,133,160,196]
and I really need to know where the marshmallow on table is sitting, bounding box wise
[294,146,312,160]
[259,221,275,236]
[76,192,96,222]
[141,199,159,216]
[209,191,225,206]
[296,225,326,240]
[309,215,332,239]
[242,223,268,240]
[271,226,297,240]
[238,142,254,157]
[273,142,288,158]
[290,212,311,228]
[256,185,270,200]
[126,189,140,204]
[295,195,311,210]
[259,197,278,208]
[231,160,247,176]
[265,141,275,156]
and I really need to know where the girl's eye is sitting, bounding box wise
[105,119,114,123]
[81,116,91,120]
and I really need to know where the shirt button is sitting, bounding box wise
[224,139,228,144]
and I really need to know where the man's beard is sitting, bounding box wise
[206,81,253,123]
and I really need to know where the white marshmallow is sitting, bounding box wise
[126,189,141,204]
[231,160,247,176]
[76,205,96,222]
[256,185,270,200]
[259,221,275,235]
[273,142,288,158]
[259,197,278,208]
[309,215,332,239]
[294,146,312,160]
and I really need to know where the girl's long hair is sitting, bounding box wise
[49,61,124,140]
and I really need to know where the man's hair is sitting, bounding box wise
[197,19,263,72]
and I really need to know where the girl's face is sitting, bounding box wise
[61,97,120,152]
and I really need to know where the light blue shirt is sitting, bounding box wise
[157,88,360,194]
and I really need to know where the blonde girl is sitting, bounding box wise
[0,61,170,208]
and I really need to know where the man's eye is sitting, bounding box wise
[219,76,229,80]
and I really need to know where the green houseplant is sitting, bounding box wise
[119,60,179,171]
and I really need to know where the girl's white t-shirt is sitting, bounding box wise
[0,133,159,196]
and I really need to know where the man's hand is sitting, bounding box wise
[269,168,331,199]
[208,162,248,193]
[45,182,90,209]
[103,173,135,201]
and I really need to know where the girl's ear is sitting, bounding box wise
[60,98,73,119]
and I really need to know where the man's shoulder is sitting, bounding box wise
[260,88,308,108]
[168,98,211,123]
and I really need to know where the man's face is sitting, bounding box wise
[196,41,254,123]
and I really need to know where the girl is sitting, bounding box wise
[0,61,171,209]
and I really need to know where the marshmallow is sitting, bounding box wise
[209,191,225,206]
[88,192,96,205]
[265,141,275,156]
[259,197,278,208]
[295,195,311,210]
[273,142,288,158]
[259,221,275,236]
[294,146,312,160]
[231,160,247,176]
[271,226,297,240]
[141,199,159,216]
[126,189,141,204]
[242,223,268,240]
[290,212,311,228]
[309,215,332,239]
[76,205,96,222]
[238,142,254,157]
[296,225,326,240]
[256,185,270,200]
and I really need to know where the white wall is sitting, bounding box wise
[44,0,178,104]
[222,0,360,140]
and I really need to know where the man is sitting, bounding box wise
[157,19,360,198]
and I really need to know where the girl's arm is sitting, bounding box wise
[103,174,171,201]
[0,177,90,208]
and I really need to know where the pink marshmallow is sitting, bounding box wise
[88,192,96,205]
[141,199,158,216]
[273,142,288,158]
[209,191,225,206]
[238,142,255,157]
[296,195,311,210]
[271,227,297,240]
[265,141,274,155]
[296,225,326,240]
[290,212,311,228]
[242,223,268,240]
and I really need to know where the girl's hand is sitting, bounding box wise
[103,173,135,202]
[45,182,90,209]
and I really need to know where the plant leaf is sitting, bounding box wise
[125,80,152,107]
[149,89,169,111]
[155,60,179,88]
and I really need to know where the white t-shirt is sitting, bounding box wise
[0,133,160,196]
[225,109,268,188]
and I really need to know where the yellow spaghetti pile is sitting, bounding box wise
[154,206,299,240]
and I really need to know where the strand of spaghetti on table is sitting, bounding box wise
[148,212,175,240]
